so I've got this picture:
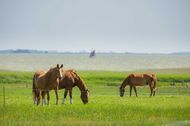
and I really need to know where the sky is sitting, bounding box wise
[0,0,190,53]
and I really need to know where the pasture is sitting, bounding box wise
[0,69,190,126]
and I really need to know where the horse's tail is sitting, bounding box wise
[152,75,157,91]
[153,77,157,91]
[32,74,37,101]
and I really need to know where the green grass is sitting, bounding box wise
[0,69,190,126]
[1,70,190,86]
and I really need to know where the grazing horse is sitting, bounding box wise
[119,73,157,97]
[59,69,89,104]
[32,64,63,105]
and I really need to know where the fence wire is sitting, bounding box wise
[1,84,190,106]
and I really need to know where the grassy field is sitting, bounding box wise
[0,69,190,126]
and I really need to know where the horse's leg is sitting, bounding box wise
[37,90,41,106]
[153,81,156,96]
[33,97,36,105]
[62,90,68,104]
[47,91,50,105]
[130,85,132,96]
[133,86,138,97]
[54,88,59,105]
[149,85,153,97]
[151,89,153,97]
[69,90,73,104]
[41,91,46,105]
[34,92,37,105]
[153,87,156,96]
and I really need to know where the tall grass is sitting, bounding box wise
[0,70,190,85]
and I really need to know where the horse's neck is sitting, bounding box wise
[45,69,57,84]
[121,77,129,88]
[76,79,87,92]
[70,71,87,92]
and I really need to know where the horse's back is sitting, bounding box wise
[128,74,147,86]
[143,73,157,81]
[59,70,76,90]
[144,73,157,87]
[34,70,45,77]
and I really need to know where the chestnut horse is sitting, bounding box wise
[32,64,63,105]
[119,73,157,97]
[59,69,89,104]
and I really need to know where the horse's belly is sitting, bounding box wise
[131,78,146,86]
[36,83,44,90]
[36,79,46,90]
[58,84,65,89]
[47,83,57,90]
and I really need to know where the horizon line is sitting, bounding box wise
[0,49,190,55]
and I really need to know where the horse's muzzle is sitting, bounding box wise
[120,93,124,97]
[83,100,88,104]
[120,95,124,97]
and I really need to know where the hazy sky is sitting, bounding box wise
[0,0,190,53]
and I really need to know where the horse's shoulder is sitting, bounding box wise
[62,70,73,79]
[66,69,76,73]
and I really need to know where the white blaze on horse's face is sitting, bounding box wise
[57,68,63,80]
[56,64,63,80]
[59,69,63,78]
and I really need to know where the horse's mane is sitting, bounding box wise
[120,75,131,88]
[44,67,58,83]
[45,67,53,76]
[48,67,55,72]
[71,70,88,91]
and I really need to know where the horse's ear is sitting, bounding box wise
[60,64,63,68]
[57,64,59,68]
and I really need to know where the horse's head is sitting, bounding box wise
[56,64,63,80]
[119,86,125,97]
[81,89,89,104]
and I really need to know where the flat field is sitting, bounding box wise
[0,69,190,126]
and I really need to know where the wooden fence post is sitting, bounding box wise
[3,86,5,106]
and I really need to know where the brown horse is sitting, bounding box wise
[32,64,63,105]
[119,73,157,97]
[59,69,89,104]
